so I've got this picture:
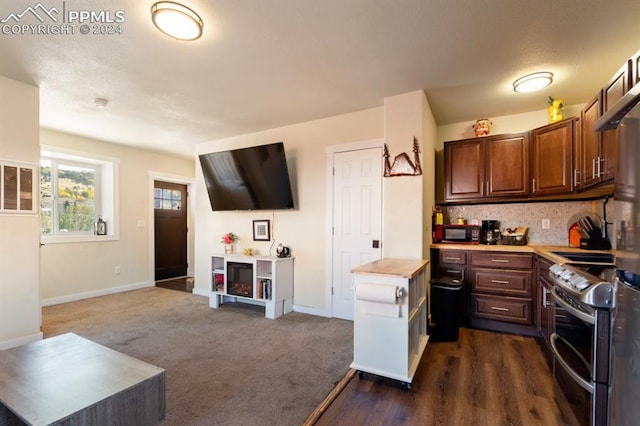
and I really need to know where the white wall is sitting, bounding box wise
[0,76,42,349]
[39,129,195,304]
[194,107,385,312]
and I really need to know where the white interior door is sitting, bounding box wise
[331,147,382,320]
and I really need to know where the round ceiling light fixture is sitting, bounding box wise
[93,98,109,108]
[512,72,554,93]
[151,1,203,41]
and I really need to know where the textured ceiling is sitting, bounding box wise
[0,0,638,158]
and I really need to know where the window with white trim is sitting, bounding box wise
[40,148,118,243]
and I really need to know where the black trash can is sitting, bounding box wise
[430,276,465,342]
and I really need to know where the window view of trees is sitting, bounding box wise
[41,161,97,235]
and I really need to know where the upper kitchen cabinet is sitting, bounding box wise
[603,60,632,113]
[634,50,640,87]
[444,138,484,201]
[578,94,617,190]
[444,133,529,202]
[615,104,638,200]
[531,119,575,196]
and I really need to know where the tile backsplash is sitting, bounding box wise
[444,199,615,246]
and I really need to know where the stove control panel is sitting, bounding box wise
[549,263,615,308]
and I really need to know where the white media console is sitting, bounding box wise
[209,254,294,319]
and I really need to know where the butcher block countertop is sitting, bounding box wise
[431,243,615,264]
[351,258,429,278]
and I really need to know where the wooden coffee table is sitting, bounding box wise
[0,333,165,425]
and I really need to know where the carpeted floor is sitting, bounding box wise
[42,287,353,425]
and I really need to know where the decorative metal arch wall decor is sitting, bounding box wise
[383,137,422,177]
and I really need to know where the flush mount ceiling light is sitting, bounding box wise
[513,72,554,93]
[151,1,203,41]
[93,98,109,108]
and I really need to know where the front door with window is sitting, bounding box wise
[154,181,188,281]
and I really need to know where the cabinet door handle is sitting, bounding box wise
[445,269,462,274]
[443,257,461,262]
[490,306,510,312]
[599,157,606,176]
[597,156,602,178]
[542,287,549,307]
[592,158,597,178]
[573,169,581,186]
[532,178,536,194]
[491,259,510,263]
[491,279,510,285]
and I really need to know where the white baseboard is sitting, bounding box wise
[42,281,154,307]
[192,288,211,297]
[0,331,43,350]
[292,304,331,318]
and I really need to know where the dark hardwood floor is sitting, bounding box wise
[315,327,565,426]
[155,277,192,293]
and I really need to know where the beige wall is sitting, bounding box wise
[39,129,195,304]
[0,76,42,349]
[436,103,585,149]
[195,91,438,314]
[195,107,385,312]
[383,91,427,257]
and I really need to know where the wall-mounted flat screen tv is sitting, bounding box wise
[199,142,295,211]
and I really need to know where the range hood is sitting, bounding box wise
[595,82,640,131]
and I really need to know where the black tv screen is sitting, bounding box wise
[199,142,295,211]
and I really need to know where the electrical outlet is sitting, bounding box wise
[541,219,550,230]
[114,266,121,275]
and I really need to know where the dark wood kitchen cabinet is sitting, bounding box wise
[444,133,530,202]
[578,93,617,190]
[536,256,555,365]
[634,50,640,87]
[437,249,467,279]
[469,251,536,336]
[615,106,637,200]
[603,59,632,114]
[531,119,575,196]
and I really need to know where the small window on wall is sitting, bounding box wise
[154,188,182,210]
[0,160,36,214]
[41,147,119,243]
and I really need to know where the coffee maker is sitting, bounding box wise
[481,220,500,244]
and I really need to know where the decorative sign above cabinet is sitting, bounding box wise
[383,137,422,177]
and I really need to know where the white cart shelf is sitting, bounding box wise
[350,258,429,388]
[209,255,293,319]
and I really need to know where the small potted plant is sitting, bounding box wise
[221,232,239,254]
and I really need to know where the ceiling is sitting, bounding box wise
[0,1,638,158]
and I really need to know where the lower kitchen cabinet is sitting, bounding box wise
[536,256,555,365]
[469,251,537,336]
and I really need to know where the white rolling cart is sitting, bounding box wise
[350,258,429,389]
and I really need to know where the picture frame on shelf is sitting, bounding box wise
[253,219,270,241]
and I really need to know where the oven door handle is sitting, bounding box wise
[550,333,594,394]
[550,287,595,325]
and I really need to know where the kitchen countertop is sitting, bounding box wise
[351,258,429,278]
[431,243,615,265]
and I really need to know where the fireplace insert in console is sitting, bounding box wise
[227,262,253,297]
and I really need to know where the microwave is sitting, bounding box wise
[441,224,481,244]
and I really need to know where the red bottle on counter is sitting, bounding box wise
[432,208,443,243]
